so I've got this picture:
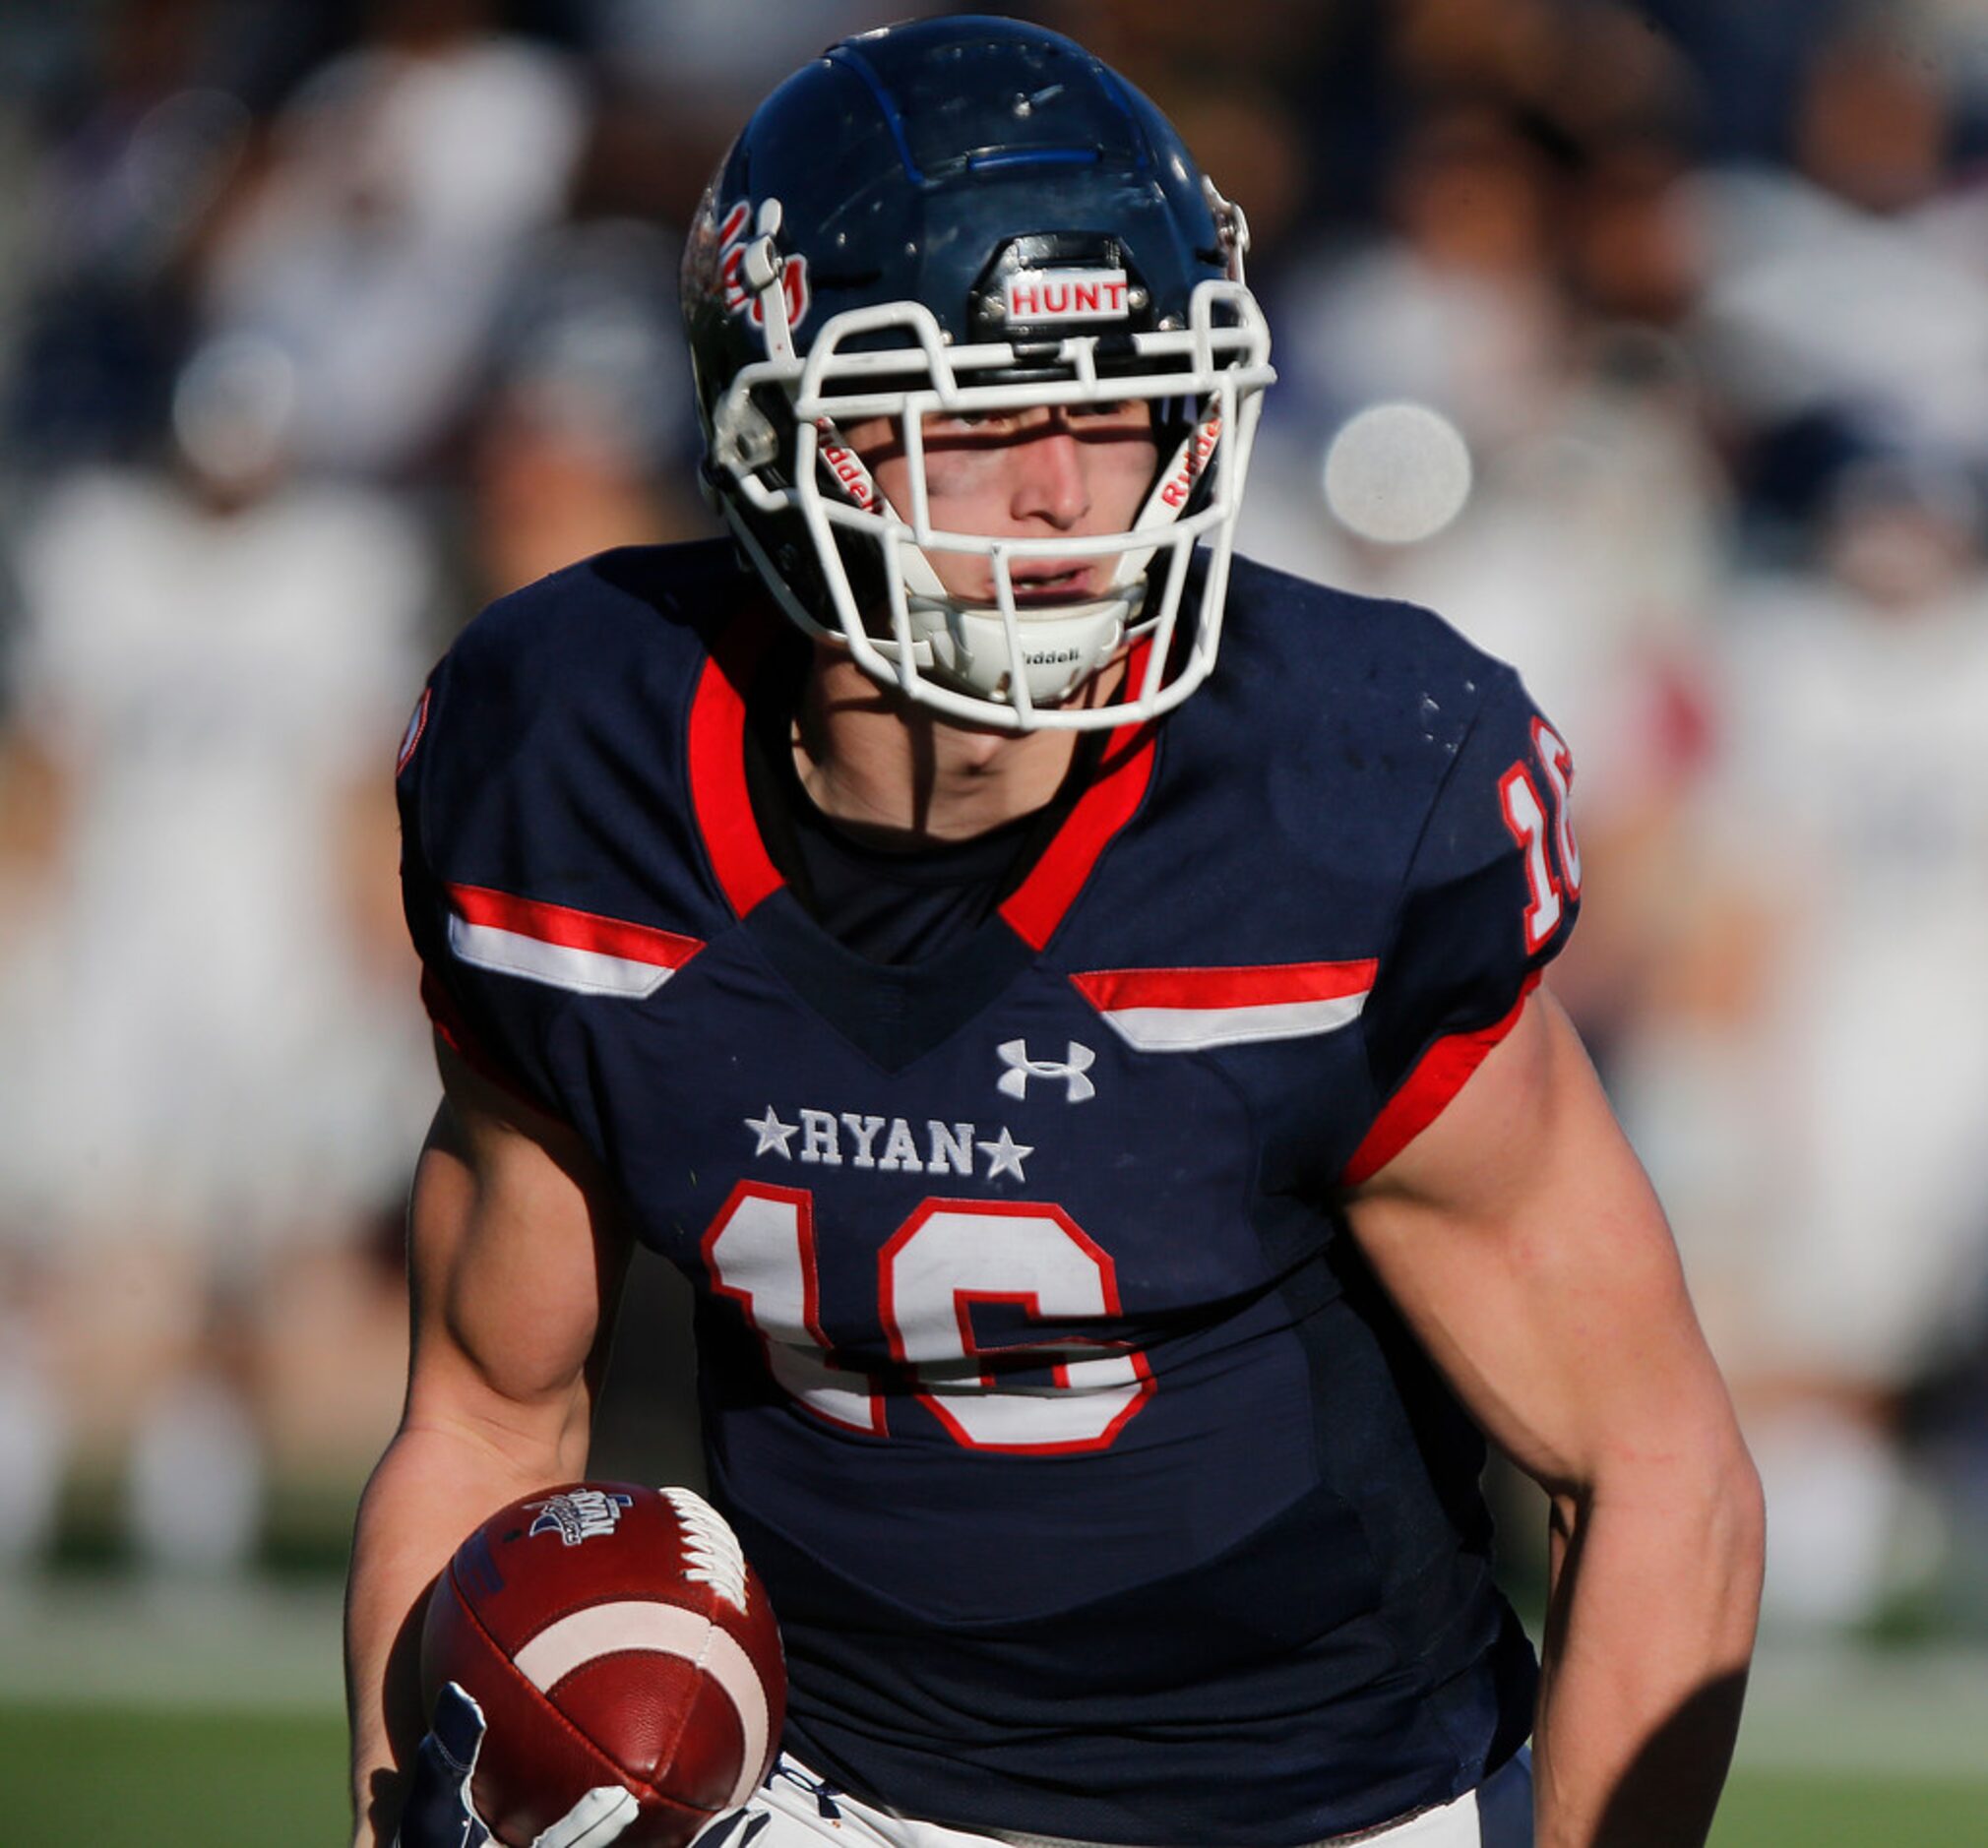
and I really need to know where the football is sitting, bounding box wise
[421,1481,785,1848]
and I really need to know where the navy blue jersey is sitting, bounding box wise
[398,540,1581,1846]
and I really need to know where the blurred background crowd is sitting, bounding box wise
[1,0,1987,1648]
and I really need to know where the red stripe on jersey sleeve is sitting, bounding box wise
[446,883,703,968]
[1339,973,1540,1186]
[1071,958,1379,1014]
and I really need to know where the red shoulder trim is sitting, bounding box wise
[1340,973,1540,1186]
[999,643,1161,952]
[688,610,783,919]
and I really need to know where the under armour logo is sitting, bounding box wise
[997,1039,1096,1103]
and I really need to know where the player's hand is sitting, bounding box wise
[394,1681,640,1848]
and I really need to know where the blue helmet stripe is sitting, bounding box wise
[826,45,926,184]
[1086,65,1153,171]
[966,148,1100,172]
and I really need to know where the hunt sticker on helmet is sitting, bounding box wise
[1002,269,1131,324]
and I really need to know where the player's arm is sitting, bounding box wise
[1343,992,1764,1848]
[344,1040,634,1848]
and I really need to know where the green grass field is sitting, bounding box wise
[0,1707,349,1845]
[1,1580,1983,1847]
[0,1705,1981,1847]
[1714,1769,1988,1844]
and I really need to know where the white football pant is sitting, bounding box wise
[747,1748,1532,1848]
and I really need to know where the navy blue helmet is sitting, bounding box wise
[682,15,1274,730]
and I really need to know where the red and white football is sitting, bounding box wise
[421,1481,785,1848]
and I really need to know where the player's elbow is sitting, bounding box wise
[1716,1436,1768,1622]
[1574,1414,1767,1649]
[1680,1409,1765,1591]
[1678,1432,1766,1670]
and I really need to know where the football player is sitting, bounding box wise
[349,18,1763,1848]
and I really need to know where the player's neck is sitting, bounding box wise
[791,648,1085,845]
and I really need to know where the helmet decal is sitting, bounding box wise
[716,200,810,339]
[999,268,1132,325]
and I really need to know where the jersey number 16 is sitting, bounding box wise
[703,1182,1153,1456]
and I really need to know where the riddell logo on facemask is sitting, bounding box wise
[1160,415,1222,508]
[1004,269,1130,323]
[815,422,875,510]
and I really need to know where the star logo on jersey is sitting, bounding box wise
[745,1106,798,1157]
[979,1125,1032,1182]
[996,1039,1096,1103]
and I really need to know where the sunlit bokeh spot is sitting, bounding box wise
[1322,400,1473,545]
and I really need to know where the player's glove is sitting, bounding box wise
[394,1682,770,1848]
[394,1681,638,1848]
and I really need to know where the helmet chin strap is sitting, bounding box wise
[908,585,1136,708]
[810,402,1224,710]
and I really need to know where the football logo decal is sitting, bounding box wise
[526,1489,633,1545]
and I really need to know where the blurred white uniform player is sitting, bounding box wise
[1625,460,1988,1625]
[0,338,434,1567]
